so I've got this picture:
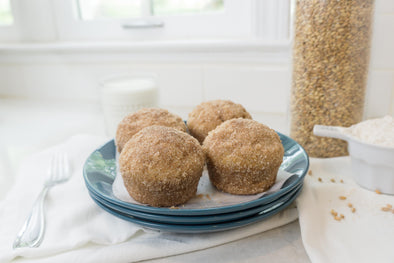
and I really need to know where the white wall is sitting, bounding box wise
[0,44,292,132]
[365,0,394,119]
[0,0,393,134]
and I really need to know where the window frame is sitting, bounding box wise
[0,24,18,41]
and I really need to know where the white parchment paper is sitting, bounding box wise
[112,166,292,209]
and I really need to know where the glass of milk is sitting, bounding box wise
[100,73,159,137]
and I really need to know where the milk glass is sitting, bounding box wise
[100,74,159,136]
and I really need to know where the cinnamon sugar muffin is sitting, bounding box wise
[115,108,186,153]
[203,118,284,195]
[119,125,205,207]
[187,100,252,144]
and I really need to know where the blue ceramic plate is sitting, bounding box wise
[90,184,302,233]
[88,183,303,225]
[83,132,309,216]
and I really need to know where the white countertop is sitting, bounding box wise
[0,98,310,263]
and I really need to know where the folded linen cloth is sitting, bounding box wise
[0,135,298,263]
[296,157,394,263]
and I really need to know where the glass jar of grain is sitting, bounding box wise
[290,0,375,157]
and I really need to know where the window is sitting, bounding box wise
[77,0,145,20]
[0,0,13,25]
[77,0,224,20]
[0,0,291,44]
[0,0,19,41]
[53,0,258,41]
[151,0,223,16]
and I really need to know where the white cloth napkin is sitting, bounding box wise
[296,157,394,263]
[0,135,298,263]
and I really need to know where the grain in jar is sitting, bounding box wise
[290,0,375,157]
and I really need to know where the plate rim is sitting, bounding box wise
[88,182,303,225]
[90,183,303,233]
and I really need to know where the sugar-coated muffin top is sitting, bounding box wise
[203,118,283,171]
[187,100,252,144]
[115,108,186,153]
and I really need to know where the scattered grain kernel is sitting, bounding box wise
[381,204,394,213]
[308,170,313,176]
[339,196,347,200]
[351,208,356,213]
[334,216,342,221]
[205,194,211,200]
[318,177,322,182]
[340,179,344,183]
[348,203,353,208]
[375,189,381,194]
[330,178,336,183]
[340,214,345,219]
[331,209,338,216]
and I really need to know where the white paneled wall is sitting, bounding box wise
[0,59,291,131]
[365,0,394,119]
[366,71,394,118]
[203,66,290,113]
[0,0,393,135]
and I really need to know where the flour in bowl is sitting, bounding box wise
[343,116,394,147]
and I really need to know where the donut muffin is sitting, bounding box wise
[187,100,252,144]
[203,118,284,195]
[119,125,205,207]
[116,108,186,153]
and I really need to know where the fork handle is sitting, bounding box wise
[13,187,49,248]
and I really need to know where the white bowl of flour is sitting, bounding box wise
[313,116,394,194]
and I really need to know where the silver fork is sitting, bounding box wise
[13,153,71,249]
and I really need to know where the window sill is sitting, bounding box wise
[0,39,290,64]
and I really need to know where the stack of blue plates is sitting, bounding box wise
[83,132,309,233]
